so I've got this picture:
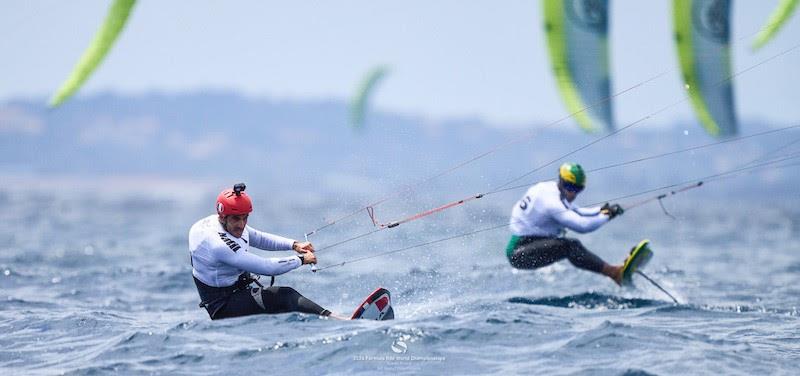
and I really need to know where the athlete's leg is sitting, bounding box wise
[509,238,571,269]
[563,238,622,283]
[258,286,331,316]
[260,287,349,319]
[562,238,606,272]
[210,286,332,320]
[510,237,621,283]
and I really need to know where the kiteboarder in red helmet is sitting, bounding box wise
[189,183,346,320]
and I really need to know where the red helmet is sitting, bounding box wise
[216,183,252,216]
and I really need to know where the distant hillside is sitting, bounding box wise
[1,92,797,200]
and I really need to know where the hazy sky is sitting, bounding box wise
[1,1,798,128]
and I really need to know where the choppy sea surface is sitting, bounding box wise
[1,182,798,375]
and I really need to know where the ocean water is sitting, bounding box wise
[1,182,798,375]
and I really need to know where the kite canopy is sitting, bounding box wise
[543,0,614,134]
[674,0,738,137]
[752,0,799,50]
[49,0,136,107]
[350,66,390,131]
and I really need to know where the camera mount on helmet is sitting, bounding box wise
[233,183,246,197]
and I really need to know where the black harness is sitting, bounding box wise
[195,273,275,317]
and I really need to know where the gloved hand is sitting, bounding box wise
[601,203,624,219]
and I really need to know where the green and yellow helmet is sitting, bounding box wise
[558,163,586,192]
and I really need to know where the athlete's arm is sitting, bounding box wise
[572,205,603,216]
[551,207,609,233]
[247,226,295,251]
[216,247,302,276]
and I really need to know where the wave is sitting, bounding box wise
[647,303,799,317]
[509,292,665,310]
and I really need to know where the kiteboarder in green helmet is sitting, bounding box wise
[505,163,631,285]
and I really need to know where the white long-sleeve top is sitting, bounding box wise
[509,181,609,237]
[189,215,302,287]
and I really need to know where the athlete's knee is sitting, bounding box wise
[563,240,605,272]
[277,287,303,309]
[278,286,301,298]
[275,286,328,315]
[564,239,590,262]
[564,238,583,249]
[564,238,586,255]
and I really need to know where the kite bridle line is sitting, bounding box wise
[312,151,800,256]
[302,29,798,240]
